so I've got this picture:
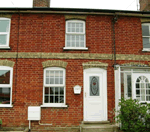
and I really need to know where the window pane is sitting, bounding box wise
[146,96,150,101]
[60,87,64,94]
[142,25,150,36]
[0,35,7,45]
[44,96,49,103]
[0,87,10,104]
[0,20,9,32]
[60,96,64,103]
[127,75,132,97]
[76,23,79,32]
[55,96,59,103]
[66,34,85,47]
[50,71,54,77]
[55,87,59,94]
[136,90,140,95]
[45,87,49,95]
[50,78,54,84]
[55,71,59,77]
[55,78,59,84]
[0,70,10,84]
[60,78,63,84]
[46,78,49,84]
[50,96,54,103]
[46,71,49,77]
[143,37,150,48]
[50,87,54,95]
[44,87,64,104]
[136,83,140,88]
[90,76,99,96]
[60,71,63,77]
[67,22,84,33]
[146,90,150,94]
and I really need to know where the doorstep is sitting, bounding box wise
[80,121,119,132]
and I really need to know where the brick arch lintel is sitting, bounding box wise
[141,18,150,23]
[82,61,108,69]
[0,60,15,67]
[42,60,68,68]
[0,14,12,18]
[65,15,87,20]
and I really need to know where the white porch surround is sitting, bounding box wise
[115,65,150,118]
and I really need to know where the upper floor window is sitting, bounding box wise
[0,66,13,107]
[0,18,11,49]
[142,23,150,51]
[64,20,88,50]
[42,67,67,107]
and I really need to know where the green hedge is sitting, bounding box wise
[115,98,150,132]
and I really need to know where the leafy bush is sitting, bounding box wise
[0,119,2,125]
[115,98,150,132]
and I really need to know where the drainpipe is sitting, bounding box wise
[112,15,118,68]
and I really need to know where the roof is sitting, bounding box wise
[0,7,150,17]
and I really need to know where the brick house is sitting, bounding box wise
[0,0,150,131]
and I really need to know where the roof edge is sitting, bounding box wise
[0,7,150,17]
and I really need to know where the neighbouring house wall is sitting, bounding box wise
[0,13,150,128]
[140,0,150,11]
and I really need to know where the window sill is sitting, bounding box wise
[63,47,88,50]
[142,48,150,52]
[0,104,13,108]
[0,46,11,50]
[41,104,68,108]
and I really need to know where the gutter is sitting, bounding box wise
[0,8,150,17]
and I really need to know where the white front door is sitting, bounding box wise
[84,68,107,121]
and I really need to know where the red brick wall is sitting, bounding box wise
[0,13,148,128]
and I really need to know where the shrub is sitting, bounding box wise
[0,119,2,125]
[115,98,150,132]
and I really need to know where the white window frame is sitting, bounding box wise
[0,66,13,107]
[64,20,88,50]
[124,72,132,99]
[41,67,67,107]
[0,18,11,49]
[142,23,150,51]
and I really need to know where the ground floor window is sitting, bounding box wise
[0,66,13,107]
[43,67,66,107]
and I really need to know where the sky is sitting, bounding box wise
[0,0,140,11]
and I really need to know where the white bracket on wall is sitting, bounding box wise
[73,85,82,94]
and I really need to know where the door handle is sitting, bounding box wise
[85,92,86,98]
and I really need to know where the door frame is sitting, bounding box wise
[83,68,107,121]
